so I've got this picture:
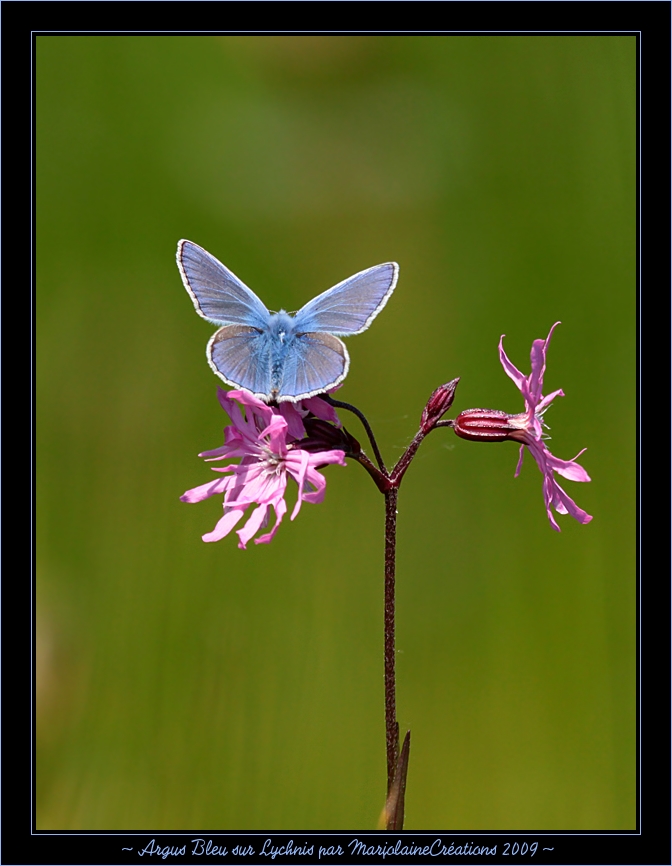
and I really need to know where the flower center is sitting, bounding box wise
[260,444,285,474]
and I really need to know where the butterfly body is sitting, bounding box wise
[177,240,398,403]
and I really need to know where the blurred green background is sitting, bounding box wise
[36,36,635,830]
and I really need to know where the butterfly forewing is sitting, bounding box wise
[178,240,270,328]
[277,332,348,401]
[208,326,274,398]
[293,262,398,336]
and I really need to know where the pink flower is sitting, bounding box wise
[454,323,592,532]
[181,389,346,548]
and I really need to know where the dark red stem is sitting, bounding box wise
[384,486,399,791]
[390,430,426,487]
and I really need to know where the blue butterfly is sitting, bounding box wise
[177,240,398,403]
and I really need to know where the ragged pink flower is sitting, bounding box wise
[181,389,346,549]
[454,323,592,532]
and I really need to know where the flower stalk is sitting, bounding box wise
[384,485,399,792]
[336,378,459,830]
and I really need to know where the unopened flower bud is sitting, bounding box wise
[420,378,460,434]
[452,408,516,442]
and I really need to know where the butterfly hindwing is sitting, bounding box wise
[177,240,270,329]
[207,325,273,398]
[293,262,398,336]
[277,332,349,402]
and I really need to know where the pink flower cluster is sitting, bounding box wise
[181,389,346,549]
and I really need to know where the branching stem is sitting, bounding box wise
[332,398,450,830]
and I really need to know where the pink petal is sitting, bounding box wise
[536,388,564,414]
[267,417,291,455]
[536,451,592,531]
[528,322,560,405]
[277,402,307,440]
[227,467,286,508]
[544,448,591,482]
[181,477,230,503]
[544,321,561,352]
[518,378,537,414]
[299,466,327,504]
[227,389,272,415]
[289,450,310,519]
[202,507,245,542]
[549,479,593,526]
[199,443,232,459]
[522,438,550,474]
[251,472,288,507]
[499,335,527,391]
[306,448,348,468]
[236,504,269,549]
[293,449,345,502]
[226,461,266,489]
[224,424,260,453]
[207,446,257,461]
[219,388,274,442]
[302,395,342,428]
[255,497,288,545]
[528,338,548,404]
[217,388,246,431]
[542,475,562,532]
